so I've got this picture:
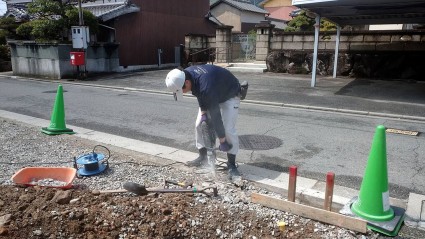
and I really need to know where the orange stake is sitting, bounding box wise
[324,172,335,211]
[288,166,297,202]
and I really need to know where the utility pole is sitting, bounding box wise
[78,0,84,26]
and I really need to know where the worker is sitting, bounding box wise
[165,65,248,179]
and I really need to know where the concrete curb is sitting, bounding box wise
[0,109,408,214]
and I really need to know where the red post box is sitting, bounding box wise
[70,52,85,66]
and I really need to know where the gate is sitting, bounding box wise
[232,33,256,62]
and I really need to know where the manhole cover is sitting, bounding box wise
[43,90,68,93]
[239,135,282,150]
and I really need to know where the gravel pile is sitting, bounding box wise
[0,117,381,238]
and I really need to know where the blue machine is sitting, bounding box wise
[74,145,110,176]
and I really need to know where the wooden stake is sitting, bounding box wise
[251,193,367,233]
[324,172,335,211]
[288,165,297,202]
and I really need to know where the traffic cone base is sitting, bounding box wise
[367,213,405,237]
[41,85,74,135]
[41,127,75,135]
[340,196,405,237]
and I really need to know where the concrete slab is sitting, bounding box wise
[405,193,425,230]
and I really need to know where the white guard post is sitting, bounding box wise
[333,25,341,78]
[311,15,320,87]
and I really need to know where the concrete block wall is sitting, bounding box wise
[215,26,233,63]
[184,34,217,64]
[8,42,120,79]
[271,30,425,53]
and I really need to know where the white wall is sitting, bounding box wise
[6,0,32,4]
[240,11,266,24]
[211,4,242,32]
[369,24,403,30]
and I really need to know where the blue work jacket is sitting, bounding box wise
[184,65,240,138]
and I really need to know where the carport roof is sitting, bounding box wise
[292,0,425,25]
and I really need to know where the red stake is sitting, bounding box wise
[324,172,335,211]
[288,166,297,202]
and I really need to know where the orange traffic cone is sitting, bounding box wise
[41,85,75,135]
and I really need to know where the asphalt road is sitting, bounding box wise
[0,72,424,200]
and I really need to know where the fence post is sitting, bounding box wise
[215,25,233,63]
[255,20,274,62]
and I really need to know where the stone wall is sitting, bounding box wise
[183,34,216,66]
[8,41,120,79]
[184,25,425,79]
[267,30,425,79]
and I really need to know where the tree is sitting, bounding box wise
[285,11,336,32]
[15,0,98,42]
[0,17,20,43]
[0,17,21,61]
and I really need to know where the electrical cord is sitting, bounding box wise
[0,145,226,168]
[0,160,186,168]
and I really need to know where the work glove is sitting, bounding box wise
[219,140,233,152]
[200,114,208,123]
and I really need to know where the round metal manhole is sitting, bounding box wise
[43,90,68,93]
[238,135,282,150]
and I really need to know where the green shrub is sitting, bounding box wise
[0,17,20,40]
[16,23,34,40]
[14,0,99,42]
[65,8,99,34]
[0,45,10,60]
[285,11,336,32]
[30,19,67,42]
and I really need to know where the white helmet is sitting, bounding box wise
[165,69,185,101]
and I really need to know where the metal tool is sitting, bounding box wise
[123,182,218,197]
[92,189,129,195]
[200,120,217,176]
[164,179,193,188]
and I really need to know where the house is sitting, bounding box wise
[259,0,297,29]
[4,0,219,69]
[259,0,297,21]
[94,0,218,68]
[210,0,269,33]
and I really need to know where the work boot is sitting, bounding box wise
[186,148,207,167]
[239,81,249,100]
[227,153,241,179]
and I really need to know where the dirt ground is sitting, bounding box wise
[0,185,331,239]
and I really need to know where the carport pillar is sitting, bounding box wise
[255,21,275,61]
[215,25,233,63]
[311,15,320,87]
[333,25,341,78]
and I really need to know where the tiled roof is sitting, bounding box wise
[266,6,297,21]
[82,2,125,17]
[81,1,140,21]
[205,11,224,26]
[5,0,139,22]
[211,0,268,14]
[4,4,31,21]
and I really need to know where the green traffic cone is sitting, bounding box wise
[41,85,75,135]
[351,125,394,221]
